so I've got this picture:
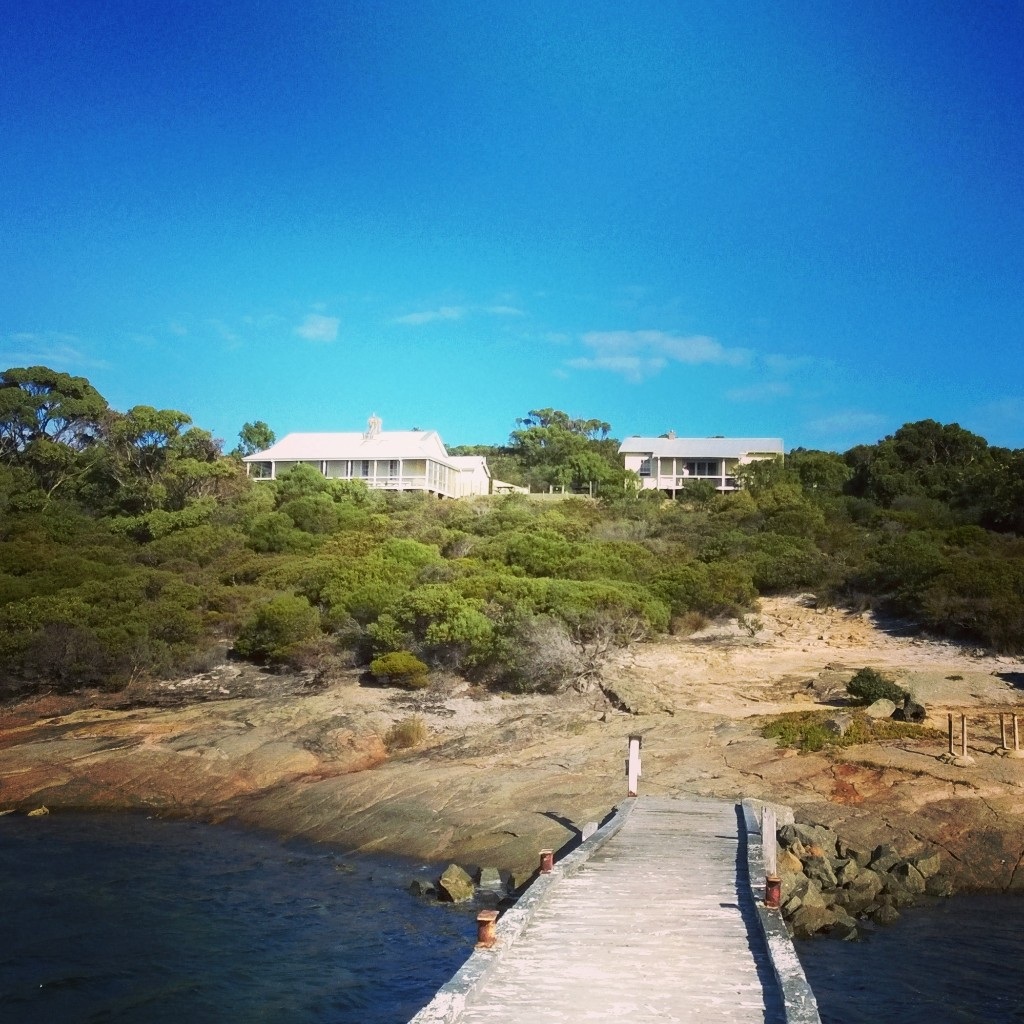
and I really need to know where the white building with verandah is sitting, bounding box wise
[242,416,494,498]
[618,433,784,497]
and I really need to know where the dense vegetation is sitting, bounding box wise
[2,365,1024,699]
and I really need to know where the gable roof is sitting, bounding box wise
[618,436,784,458]
[243,430,450,463]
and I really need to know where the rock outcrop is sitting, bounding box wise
[777,822,951,940]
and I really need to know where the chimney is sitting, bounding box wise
[666,430,676,439]
[364,413,382,440]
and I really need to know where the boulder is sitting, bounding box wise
[790,905,842,939]
[864,698,896,719]
[925,874,954,897]
[829,920,861,942]
[438,863,475,903]
[891,861,926,895]
[408,878,436,898]
[837,839,871,867]
[791,823,840,855]
[804,854,838,889]
[893,696,926,723]
[824,714,853,737]
[911,851,942,878]
[777,849,803,876]
[847,866,883,893]
[835,858,861,886]
[791,878,826,909]
[869,844,902,873]
[871,903,901,926]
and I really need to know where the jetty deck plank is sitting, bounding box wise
[457,797,786,1024]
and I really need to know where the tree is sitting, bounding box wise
[787,449,851,495]
[233,421,276,458]
[508,408,624,493]
[0,366,109,496]
[0,366,108,457]
[846,420,993,508]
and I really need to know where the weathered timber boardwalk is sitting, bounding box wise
[414,796,816,1024]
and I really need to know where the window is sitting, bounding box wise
[249,462,273,479]
[639,457,652,477]
[686,461,720,477]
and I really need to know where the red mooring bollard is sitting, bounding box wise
[476,909,499,948]
[765,875,782,909]
[539,849,554,874]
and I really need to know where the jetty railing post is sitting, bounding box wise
[762,806,778,878]
[626,734,642,797]
[1001,713,1008,751]
[948,713,954,756]
[961,714,968,759]
[1015,715,1020,754]
[762,805,780,908]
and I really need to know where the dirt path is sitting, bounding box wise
[3,597,1024,888]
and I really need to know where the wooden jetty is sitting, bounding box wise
[411,795,820,1024]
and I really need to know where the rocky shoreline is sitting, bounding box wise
[3,598,1024,900]
[776,820,952,940]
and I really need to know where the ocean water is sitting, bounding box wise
[4,814,1024,1024]
[796,892,1024,1023]
[0,814,478,1024]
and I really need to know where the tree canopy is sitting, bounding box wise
[2,367,1024,701]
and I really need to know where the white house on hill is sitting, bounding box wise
[618,434,784,496]
[243,416,492,498]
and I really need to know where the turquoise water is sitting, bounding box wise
[0,814,477,1024]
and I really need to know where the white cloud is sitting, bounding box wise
[294,313,340,343]
[726,381,793,402]
[207,319,242,345]
[484,305,526,317]
[1,332,107,370]
[570,329,751,381]
[393,306,465,326]
[761,353,817,374]
[806,410,888,436]
[567,354,668,383]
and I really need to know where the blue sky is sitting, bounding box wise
[3,1,1023,453]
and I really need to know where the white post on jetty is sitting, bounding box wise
[762,805,778,879]
[626,734,642,797]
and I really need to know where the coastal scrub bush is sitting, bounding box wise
[846,667,908,705]
[233,594,321,663]
[370,650,429,689]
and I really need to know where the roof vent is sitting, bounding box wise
[364,413,382,440]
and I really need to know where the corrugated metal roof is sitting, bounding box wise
[618,436,784,458]
[243,431,450,462]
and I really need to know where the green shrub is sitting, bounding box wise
[234,594,321,662]
[370,650,430,689]
[846,667,908,705]
[762,709,937,753]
